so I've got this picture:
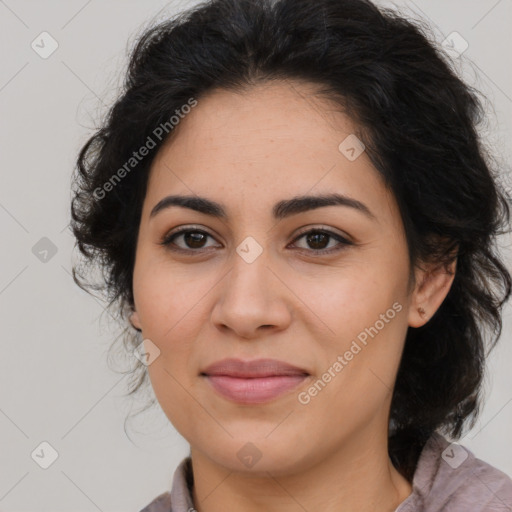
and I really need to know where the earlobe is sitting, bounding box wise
[129,310,142,331]
[408,258,457,328]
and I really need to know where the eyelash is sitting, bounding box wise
[158,225,354,256]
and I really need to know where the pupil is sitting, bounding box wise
[186,232,206,248]
[308,232,328,249]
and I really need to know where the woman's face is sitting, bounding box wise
[130,81,432,475]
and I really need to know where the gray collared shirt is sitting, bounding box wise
[139,432,512,511]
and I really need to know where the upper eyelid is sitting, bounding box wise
[164,224,349,238]
[292,225,351,240]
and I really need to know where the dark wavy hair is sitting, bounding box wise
[70,0,511,480]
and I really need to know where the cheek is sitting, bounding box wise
[145,362,195,443]
[291,260,405,344]
[132,258,218,401]
[291,260,409,398]
[132,255,214,338]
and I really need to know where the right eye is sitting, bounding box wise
[159,227,221,253]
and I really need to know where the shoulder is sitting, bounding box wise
[138,457,195,512]
[398,432,512,511]
[139,491,173,512]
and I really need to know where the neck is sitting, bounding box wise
[189,428,413,512]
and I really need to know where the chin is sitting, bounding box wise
[197,436,313,476]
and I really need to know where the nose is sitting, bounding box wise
[210,247,292,340]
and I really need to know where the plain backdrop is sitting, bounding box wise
[0,1,511,511]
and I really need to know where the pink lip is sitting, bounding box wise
[200,358,310,404]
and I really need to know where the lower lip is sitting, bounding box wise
[203,374,308,404]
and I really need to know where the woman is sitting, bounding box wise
[70,0,512,510]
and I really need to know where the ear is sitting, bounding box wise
[408,256,457,328]
[129,309,142,331]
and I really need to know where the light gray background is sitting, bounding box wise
[0,1,511,511]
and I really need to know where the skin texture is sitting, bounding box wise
[130,80,456,512]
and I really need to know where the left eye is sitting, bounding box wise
[289,229,353,254]
[159,227,352,254]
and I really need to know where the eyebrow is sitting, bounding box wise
[149,193,376,221]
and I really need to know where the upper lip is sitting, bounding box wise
[201,358,309,378]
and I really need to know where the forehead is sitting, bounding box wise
[144,80,397,223]
[162,80,357,161]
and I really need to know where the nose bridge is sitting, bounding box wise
[228,234,274,303]
[211,234,290,336]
